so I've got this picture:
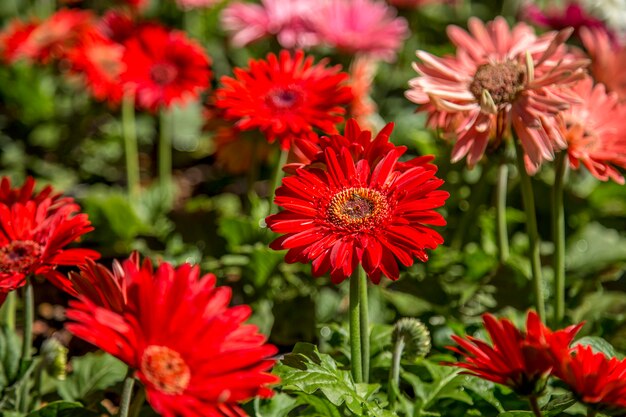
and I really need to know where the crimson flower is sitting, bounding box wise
[555,344,626,415]
[121,25,211,111]
[66,254,279,417]
[447,311,583,395]
[521,2,614,40]
[215,50,353,150]
[266,130,448,284]
[0,19,39,63]
[0,177,99,296]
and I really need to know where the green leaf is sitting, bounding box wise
[497,412,533,417]
[57,353,127,402]
[275,343,394,417]
[574,336,621,359]
[0,325,21,390]
[26,401,98,417]
[253,393,299,417]
[565,223,626,275]
[541,393,577,417]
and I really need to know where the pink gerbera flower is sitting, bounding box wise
[561,77,626,183]
[406,17,588,173]
[580,27,626,103]
[310,0,408,62]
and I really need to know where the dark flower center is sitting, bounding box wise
[469,61,526,106]
[327,187,389,229]
[0,240,43,274]
[150,63,178,86]
[265,87,302,111]
[141,345,190,395]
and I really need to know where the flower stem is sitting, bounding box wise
[0,291,17,330]
[529,396,544,417]
[19,280,34,413]
[268,148,288,215]
[128,384,146,417]
[496,160,510,263]
[159,108,173,205]
[388,334,405,408]
[118,374,136,417]
[122,93,140,200]
[358,266,370,383]
[552,152,567,326]
[513,139,545,320]
[349,270,363,383]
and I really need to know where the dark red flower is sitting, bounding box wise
[447,311,583,395]
[266,127,448,284]
[66,254,279,417]
[121,25,211,111]
[215,50,353,150]
[98,10,138,44]
[555,344,626,415]
[0,178,99,296]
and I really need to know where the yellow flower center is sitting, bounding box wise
[327,187,389,230]
[141,345,191,395]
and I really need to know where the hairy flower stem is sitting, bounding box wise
[128,385,146,417]
[552,152,567,326]
[358,266,370,383]
[118,374,136,417]
[496,160,510,263]
[349,270,363,383]
[159,108,173,205]
[268,149,288,215]
[0,291,17,330]
[19,280,34,413]
[388,334,405,408]
[513,139,545,320]
[529,396,544,417]
[122,93,140,200]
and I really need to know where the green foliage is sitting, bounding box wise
[25,402,99,417]
[57,353,127,404]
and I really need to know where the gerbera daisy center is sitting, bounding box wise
[0,240,43,273]
[265,87,302,110]
[327,187,389,229]
[469,61,526,106]
[141,345,191,395]
[150,63,178,86]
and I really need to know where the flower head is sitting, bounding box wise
[310,0,408,62]
[447,311,583,395]
[0,19,39,63]
[267,122,448,284]
[66,254,279,417]
[580,27,626,103]
[407,17,587,173]
[121,25,211,111]
[0,177,99,296]
[561,77,626,183]
[555,344,626,415]
[215,50,352,150]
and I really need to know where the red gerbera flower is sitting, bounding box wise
[0,19,39,63]
[266,129,448,284]
[0,176,71,208]
[555,344,626,415]
[66,254,279,417]
[215,50,353,150]
[98,10,137,44]
[0,178,99,296]
[447,311,583,395]
[121,25,211,111]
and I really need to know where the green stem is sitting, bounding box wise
[0,291,17,330]
[159,108,172,204]
[513,138,545,320]
[268,149,289,215]
[245,137,260,211]
[349,271,363,383]
[122,93,140,200]
[528,396,544,417]
[552,152,567,326]
[450,165,490,250]
[128,384,145,417]
[388,335,405,408]
[496,160,510,264]
[358,266,370,383]
[118,375,136,417]
[19,281,34,413]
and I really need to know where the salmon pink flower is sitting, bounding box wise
[554,344,626,415]
[121,25,211,111]
[266,129,448,283]
[66,255,279,417]
[580,27,626,102]
[561,77,626,183]
[310,0,408,62]
[407,17,588,173]
[447,311,583,395]
[215,50,352,150]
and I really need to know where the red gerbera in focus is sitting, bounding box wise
[66,254,279,417]
[554,344,626,415]
[447,311,583,395]
[266,127,448,284]
[561,77,626,183]
[0,177,99,296]
[215,50,353,150]
[406,17,587,174]
[121,25,211,111]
